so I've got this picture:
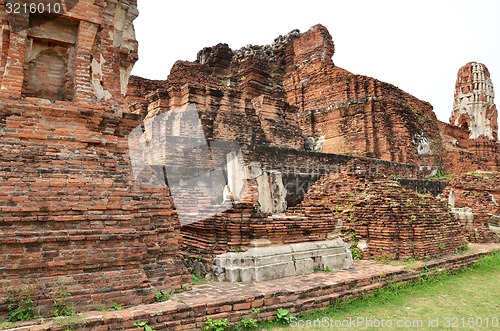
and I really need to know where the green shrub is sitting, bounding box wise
[52,281,75,317]
[154,290,174,302]
[202,317,229,331]
[134,320,156,331]
[275,308,292,325]
[7,286,36,322]
[240,317,257,329]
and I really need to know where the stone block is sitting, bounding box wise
[212,239,352,282]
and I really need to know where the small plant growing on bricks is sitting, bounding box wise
[7,285,37,322]
[111,302,122,310]
[52,281,76,317]
[251,308,260,316]
[202,317,229,331]
[240,317,258,329]
[275,308,292,324]
[154,289,175,302]
[134,320,156,331]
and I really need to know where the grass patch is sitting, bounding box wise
[265,251,500,330]
[192,274,206,286]
[425,169,454,181]
[0,321,12,330]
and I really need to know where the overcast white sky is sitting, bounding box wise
[132,0,500,123]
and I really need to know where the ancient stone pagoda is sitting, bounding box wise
[451,62,498,140]
[0,0,189,317]
[439,62,499,174]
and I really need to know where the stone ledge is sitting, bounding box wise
[212,239,353,282]
[2,243,498,331]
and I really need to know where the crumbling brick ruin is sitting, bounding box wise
[440,62,500,174]
[129,25,445,165]
[451,62,498,140]
[298,162,466,260]
[0,0,189,317]
[127,24,498,280]
[1,1,499,321]
[443,171,500,243]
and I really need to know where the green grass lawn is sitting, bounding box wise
[268,251,500,331]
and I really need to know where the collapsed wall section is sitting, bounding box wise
[296,163,466,260]
[442,172,500,243]
[0,99,190,317]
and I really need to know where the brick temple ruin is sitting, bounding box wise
[1,0,499,320]
[0,0,190,317]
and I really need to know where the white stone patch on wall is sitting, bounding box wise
[120,64,134,96]
[413,133,433,155]
[227,150,247,201]
[113,0,139,96]
[451,207,474,226]
[314,136,325,152]
[257,170,287,214]
[91,54,112,101]
[448,189,456,208]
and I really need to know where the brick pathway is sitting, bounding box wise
[5,243,499,331]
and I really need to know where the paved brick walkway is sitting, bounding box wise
[5,243,500,331]
[173,260,402,307]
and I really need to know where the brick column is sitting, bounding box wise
[0,13,28,97]
[73,20,98,103]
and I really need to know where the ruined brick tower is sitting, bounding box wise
[450,62,498,141]
[0,0,138,104]
[0,0,189,317]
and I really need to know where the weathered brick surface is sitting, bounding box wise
[244,145,432,179]
[132,24,499,175]
[442,172,500,243]
[2,245,497,331]
[131,24,446,166]
[1,8,499,325]
[280,25,443,166]
[0,98,190,317]
[0,0,138,105]
[179,156,435,266]
[296,163,466,260]
[450,62,498,140]
[0,0,189,318]
[440,122,500,174]
[127,75,165,115]
[439,62,500,174]
[141,85,303,150]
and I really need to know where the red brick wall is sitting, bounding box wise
[0,0,138,106]
[146,23,449,168]
[0,2,192,318]
[282,26,443,166]
[442,172,500,243]
[126,75,165,115]
[439,121,500,174]
[0,101,190,316]
[296,163,466,260]
[142,85,304,150]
